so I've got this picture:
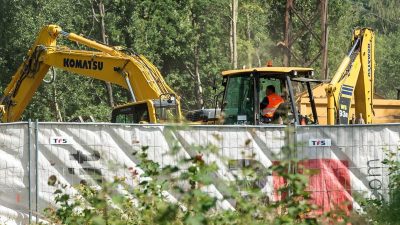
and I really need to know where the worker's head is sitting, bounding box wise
[266,85,276,96]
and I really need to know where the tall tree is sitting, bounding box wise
[231,0,239,69]
[238,0,271,68]
[94,0,115,107]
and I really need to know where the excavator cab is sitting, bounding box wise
[220,67,321,125]
[111,94,180,124]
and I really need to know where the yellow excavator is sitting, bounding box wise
[0,25,181,123]
[325,27,374,125]
[298,28,400,125]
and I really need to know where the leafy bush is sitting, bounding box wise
[43,128,400,225]
[359,147,400,225]
[42,140,326,225]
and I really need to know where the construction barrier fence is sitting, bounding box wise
[0,122,399,224]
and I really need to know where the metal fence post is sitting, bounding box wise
[35,119,39,223]
[285,123,298,198]
[28,119,32,224]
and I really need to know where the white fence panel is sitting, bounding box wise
[0,123,30,224]
[0,122,399,224]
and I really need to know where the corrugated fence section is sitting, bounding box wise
[0,122,399,224]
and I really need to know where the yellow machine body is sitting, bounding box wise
[298,84,400,124]
[0,25,182,123]
[325,28,375,125]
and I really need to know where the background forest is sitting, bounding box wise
[0,0,399,122]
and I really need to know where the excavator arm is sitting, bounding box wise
[0,25,181,123]
[325,28,374,125]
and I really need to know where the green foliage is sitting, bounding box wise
[1,0,400,119]
[43,138,324,224]
[359,147,400,225]
[41,128,400,224]
[374,31,400,98]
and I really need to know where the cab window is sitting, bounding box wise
[112,103,150,123]
[259,77,283,100]
[222,75,254,125]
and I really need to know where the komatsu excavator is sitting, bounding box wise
[0,25,181,123]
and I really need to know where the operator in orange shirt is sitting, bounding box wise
[260,85,284,123]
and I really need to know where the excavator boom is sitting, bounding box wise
[326,28,374,124]
[0,25,181,123]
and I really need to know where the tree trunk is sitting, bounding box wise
[231,0,238,69]
[255,50,261,67]
[283,0,292,67]
[229,3,233,65]
[246,13,252,68]
[320,0,329,79]
[98,0,115,107]
[194,45,204,108]
[53,84,63,122]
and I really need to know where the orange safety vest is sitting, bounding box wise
[262,93,284,118]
